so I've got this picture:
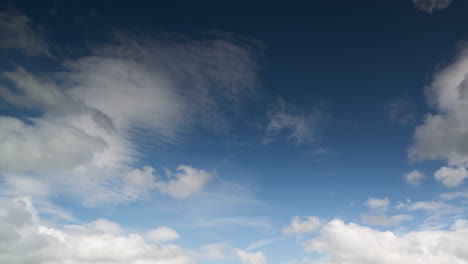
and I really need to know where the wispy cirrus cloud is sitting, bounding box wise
[0,19,261,205]
[0,8,51,56]
[263,97,330,145]
[411,0,453,13]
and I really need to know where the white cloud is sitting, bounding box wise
[1,174,50,197]
[440,190,468,200]
[360,214,414,227]
[407,201,448,212]
[435,166,468,187]
[404,170,425,186]
[283,216,323,235]
[264,97,329,145]
[247,237,285,251]
[0,116,107,172]
[0,31,258,204]
[411,0,453,13]
[154,165,212,199]
[146,226,180,243]
[233,248,267,264]
[200,243,226,260]
[305,218,468,264]
[409,46,468,187]
[365,197,390,210]
[0,8,50,56]
[0,198,194,264]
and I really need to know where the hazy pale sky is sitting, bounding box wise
[1,0,468,263]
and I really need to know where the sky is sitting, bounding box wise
[2,0,468,263]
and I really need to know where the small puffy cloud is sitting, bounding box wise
[264,97,330,145]
[233,248,267,264]
[360,214,414,227]
[154,165,212,199]
[365,197,390,210]
[146,226,180,243]
[0,198,194,264]
[283,216,323,235]
[122,165,212,200]
[0,8,50,56]
[411,0,453,13]
[434,166,468,187]
[404,170,425,186]
[305,219,468,264]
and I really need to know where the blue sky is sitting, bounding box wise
[2,0,468,263]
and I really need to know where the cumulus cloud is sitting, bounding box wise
[263,97,330,145]
[154,165,212,199]
[200,243,226,260]
[435,166,468,187]
[146,226,180,243]
[305,218,468,264]
[283,216,323,235]
[233,248,267,264]
[404,170,425,186]
[0,8,50,56]
[123,165,212,199]
[411,0,453,13]
[0,198,194,264]
[0,31,259,204]
[409,46,468,188]
[365,197,390,210]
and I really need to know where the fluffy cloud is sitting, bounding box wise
[365,197,390,210]
[409,46,468,187]
[200,243,226,260]
[283,216,323,235]
[305,219,468,264]
[0,8,50,56]
[146,226,180,243]
[435,166,468,187]
[0,28,258,204]
[233,248,267,264]
[411,0,453,13]
[0,116,107,172]
[404,170,425,186]
[264,97,330,145]
[153,165,212,199]
[0,198,194,264]
[124,165,212,199]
